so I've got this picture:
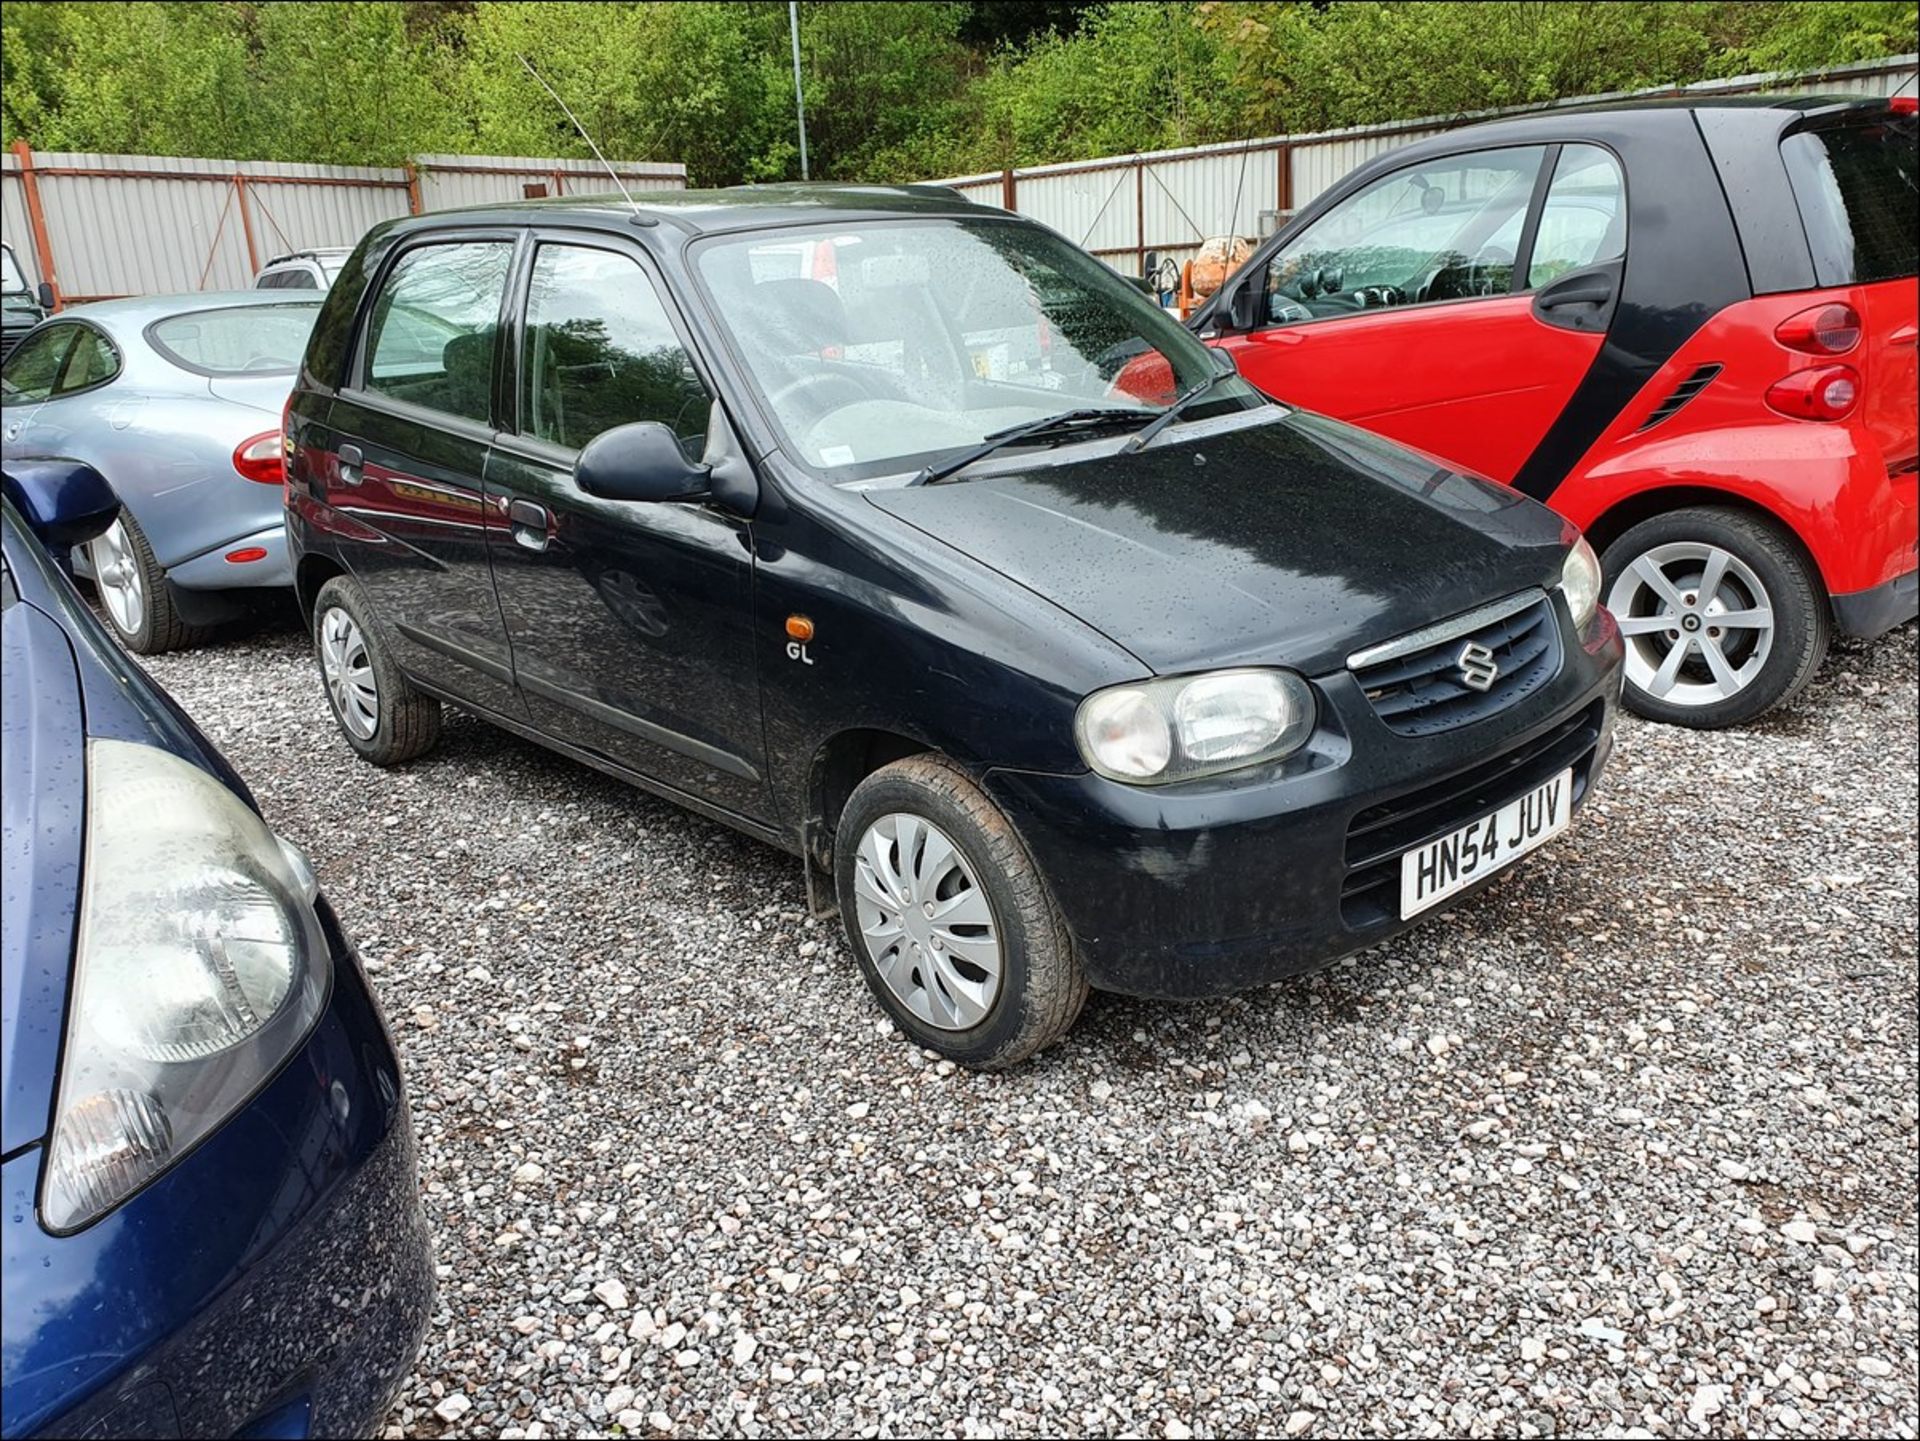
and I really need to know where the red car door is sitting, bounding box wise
[1210,143,1627,484]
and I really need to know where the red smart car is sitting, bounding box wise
[1199,95,1917,727]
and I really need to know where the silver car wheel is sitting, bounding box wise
[318,606,379,740]
[852,812,1003,1032]
[1609,541,1776,707]
[89,520,145,638]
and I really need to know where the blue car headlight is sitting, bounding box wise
[41,740,328,1233]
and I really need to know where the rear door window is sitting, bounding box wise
[1782,113,1919,285]
[363,241,514,425]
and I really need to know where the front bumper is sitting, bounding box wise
[984,608,1624,999]
[0,900,432,1440]
[1832,566,1918,640]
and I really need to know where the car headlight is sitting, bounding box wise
[41,740,328,1233]
[1075,668,1315,784]
[1559,535,1602,634]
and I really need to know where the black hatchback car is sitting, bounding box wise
[284,186,1624,1066]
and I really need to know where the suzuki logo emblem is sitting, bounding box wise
[1457,641,1500,692]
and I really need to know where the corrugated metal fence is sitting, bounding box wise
[2,145,686,305]
[933,54,1917,277]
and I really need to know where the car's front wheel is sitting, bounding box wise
[87,510,208,654]
[1601,505,1828,729]
[311,575,442,765]
[834,755,1087,1068]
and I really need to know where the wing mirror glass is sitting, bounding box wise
[36,282,56,311]
[574,422,711,504]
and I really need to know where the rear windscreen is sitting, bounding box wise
[1782,113,1918,285]
[145,303,322,375]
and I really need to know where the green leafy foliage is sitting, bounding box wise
[2,2,1911,183]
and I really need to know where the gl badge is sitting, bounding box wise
[1456,640,1499,692]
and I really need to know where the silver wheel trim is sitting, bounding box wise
[88,520,145,637]
[318,607,379,739]
[1608,541,1775,707]
[852,812,1003,1032]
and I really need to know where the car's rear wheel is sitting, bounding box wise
[311,575,442,765]
[87,510,208,654]
[835,755,1087,1069]
[1601,506,1828,729]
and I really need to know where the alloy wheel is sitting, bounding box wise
[851,812,1003,1031]
[89,520,145,638]
[318,606,379,739]
[1608,541,1775,707]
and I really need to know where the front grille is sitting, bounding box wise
[1636,363,1721,431]
[1350,593,1562,736]
[0,330,25,363]
[1339,701,1603,926]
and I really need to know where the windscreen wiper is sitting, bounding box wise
[907,406,1153,486]
[1122,368,1232,454]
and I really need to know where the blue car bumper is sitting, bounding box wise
[0,901,432,1440]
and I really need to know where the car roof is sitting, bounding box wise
[389,182,987,239]
[262,248,353,266]
[52,290,326,327]
[1379,92,1897,154]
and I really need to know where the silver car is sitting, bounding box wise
[0,292,320,652]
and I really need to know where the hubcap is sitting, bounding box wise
[318,607,379,739]
[88,520,145,637]
[851,813,1003,1032]
[1608,542,1775,707]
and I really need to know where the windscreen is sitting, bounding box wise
[147,303,323,375]
[694,218,1254,477]
[1782,111,1918,286]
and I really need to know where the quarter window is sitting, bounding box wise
[1527,145,1627,287]
[1263,146,1547,324]
[54,328,119,394]
[363,241,513,425]
[519,244,710,454]
[1,325,78,405]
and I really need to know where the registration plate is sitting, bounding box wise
[1399,768,1572,920]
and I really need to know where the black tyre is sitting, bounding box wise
[86,509,210,654]
[311,575,442,765]
[1600,505,1828,729]
[834,754,1087,1069]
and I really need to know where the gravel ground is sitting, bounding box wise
[142,616,1918,1440]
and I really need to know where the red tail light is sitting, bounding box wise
[1774,302,1861,354]
[1765,364,1861,421]
[232,429,285,485]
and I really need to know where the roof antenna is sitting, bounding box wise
[517,54,655,225]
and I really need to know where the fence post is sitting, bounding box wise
[1134,161,1146,276]
[404,163,423,215]
[1001,166,1016,211]
[1275,141,1293,217]
[233,174,260,275]
[11,140,61,310]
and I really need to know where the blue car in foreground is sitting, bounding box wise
[1,458,431,1438]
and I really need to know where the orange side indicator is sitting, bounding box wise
[785,615,815,642]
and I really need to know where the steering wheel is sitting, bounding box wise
[766,368,872,419]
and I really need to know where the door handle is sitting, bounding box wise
[508,497,551,551]
[1537,279,1613,310]
[1892,324,1918,349]
[3,424,19,442]
[337,443,363,486]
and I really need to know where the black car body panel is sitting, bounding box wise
[285,186,1623,999]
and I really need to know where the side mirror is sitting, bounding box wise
[35,282,56,311]
[1225,278,1262,331]
[1,457,120,568]
[575,421,711,504]
[1210,346,1239,377]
